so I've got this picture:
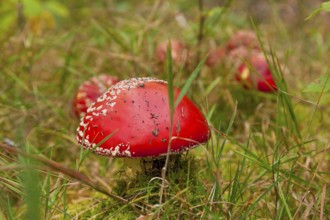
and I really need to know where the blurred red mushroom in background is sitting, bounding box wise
[226,30,260,51]
[206,30,261,67]
[227,46,261,67]
[76,77,210,158]
[205,47,226,67]
[235,53,277,93]
[73,74,119,118]
[156,40,189,65]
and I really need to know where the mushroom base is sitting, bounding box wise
[113,154,200,201]
[140,154,182,176]
[122,153,190,176]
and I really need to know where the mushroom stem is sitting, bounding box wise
[123,154,182,176]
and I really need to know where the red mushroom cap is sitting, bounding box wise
[76,77,210,158]
[226,30,260,51]
[206,47,226,67]
[206,30,260,67]
[236,54,277,92]
[228,46,260,62]
[156,40,187,64]
[73,74,119,117]
[207,46,260,68]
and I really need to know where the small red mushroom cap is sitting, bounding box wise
[236,54,277,92]
[156,40,188,64]
[73,74,119,117]
[206,30,261,67]
[206,47,226,67]
[228,46,260,63]
[226,30,260,51]
[76,77,210,158]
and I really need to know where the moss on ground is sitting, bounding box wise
[76,154,205,219]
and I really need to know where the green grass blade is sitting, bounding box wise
[20,161,41,220]
[277,184,293,220]
[240,181,277,219]
[167,41,174,122]
[305,1,330,20]
[216,101,237,166]
[91,19,130,52]
[78,130,118,169]
[158,40,175,209]
[174,56,207,107]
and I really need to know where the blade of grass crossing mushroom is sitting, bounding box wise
[167,41,175,124]
[158,41,175,210]
[159,45,208,209]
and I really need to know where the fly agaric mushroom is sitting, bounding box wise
[73,74,119,117]
[228,46,260,62]
[206,30,261,67]
[156,40,188,64]
[206,47,226,67]
[76,77,210,158]
[235,53,277,92]
[226,30,260,51]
